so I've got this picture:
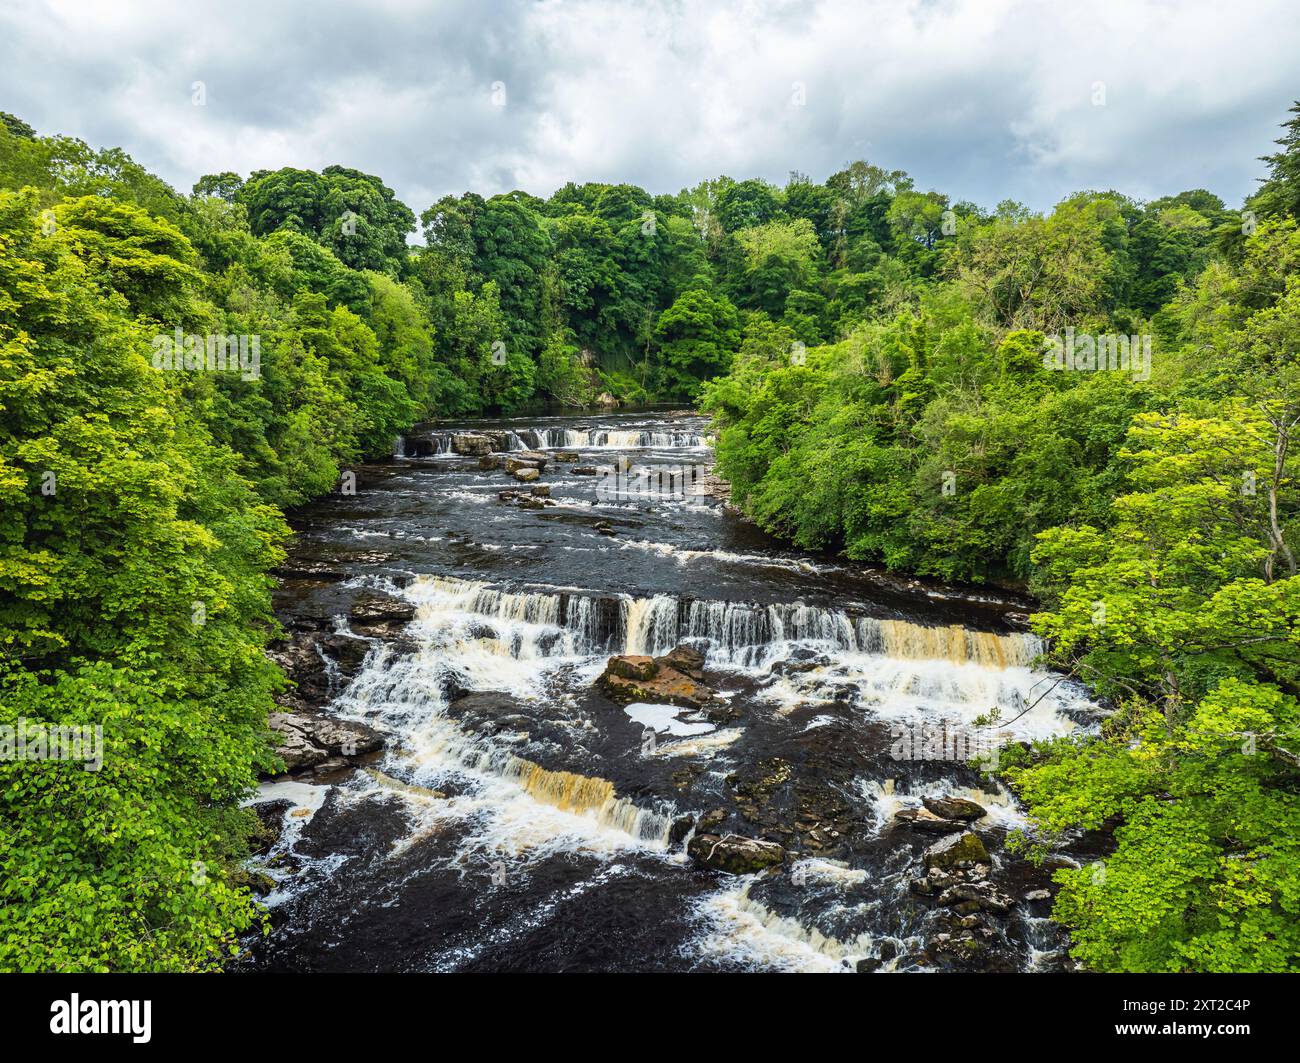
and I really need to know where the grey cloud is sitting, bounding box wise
[1,0,1296,217]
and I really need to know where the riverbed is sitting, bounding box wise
[244,408,1100,972]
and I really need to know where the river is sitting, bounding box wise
[243,408,1102,973]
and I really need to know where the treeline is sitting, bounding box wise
[702,104,1300,971]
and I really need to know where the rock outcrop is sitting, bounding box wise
[269,711,384,773]
[596,647,716,709]
[451,433,493,456]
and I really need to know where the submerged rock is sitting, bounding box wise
[687,833,785,874]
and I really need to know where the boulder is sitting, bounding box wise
[921,795,988,821]
[923,830,990,871]
[605,654,659,681]
[687,833,785,874]
[659,644,706,680]
[573,466,599,476]
[513,467,540,483]
[553,451,580,462]
[530,484,551,497]
[895,807,966,835]
[451,433,493,456]
[504,451,549,473]
[596,653,716,709]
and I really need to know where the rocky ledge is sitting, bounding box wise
[269,711,385,773]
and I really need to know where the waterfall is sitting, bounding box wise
[405,575,1041,668]
[333,642,676,849]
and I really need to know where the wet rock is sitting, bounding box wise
[594,519,616,536]
[266,631,334,703]
[695,808,728,835]
[481,430,513,452]
[272,561,348,582]
[573,466,599,476]
[530,484,551,497]
[921,795,988,822]
[687,833,785,874]
[659,644,705,681]
[250,799,293,854]
[553,451,580,462]
[513,467,541,483]
[349,593,416,626]
[478,454,503,470]
[451,433,493,456]
[895,807,966,835]
[937,881,1014,915]
[668,815,695,846]
[498,489,553,509]
[770,647,832,676]
[855,957,882,973]
[923,830,990,871]
[320,632,373,672]
[1024,888,1052,902]
[448,691,529,720]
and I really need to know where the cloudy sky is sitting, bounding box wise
[3,0,1297,218]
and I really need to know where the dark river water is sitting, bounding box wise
[244,408,1097,972]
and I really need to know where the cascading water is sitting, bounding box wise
[251,409,1097,973]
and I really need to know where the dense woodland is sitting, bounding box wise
[2,101,1299,971]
